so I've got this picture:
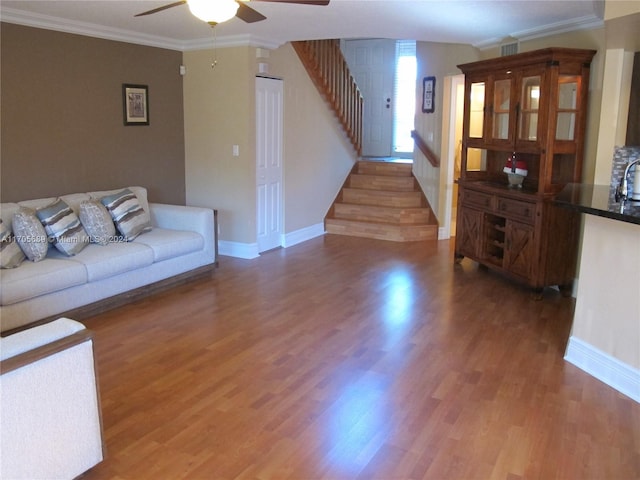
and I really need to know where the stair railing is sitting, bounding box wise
[411,130,440,168]
[292,40,363,156]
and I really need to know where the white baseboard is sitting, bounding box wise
[218,241,259,259]
[283,223,325,248]
[564,336,640,403]
[438,226,450,240]
[218,223,325,259]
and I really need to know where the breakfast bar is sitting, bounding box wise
[555,183,640,403]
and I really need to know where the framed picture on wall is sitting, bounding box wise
[122,84,149,125]
[422,76,436,113]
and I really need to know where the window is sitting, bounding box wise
[393,40,417,155]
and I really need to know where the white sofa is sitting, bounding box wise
[0,318,104,479]
[0,186,216,333]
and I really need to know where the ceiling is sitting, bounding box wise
[0,0,606,51]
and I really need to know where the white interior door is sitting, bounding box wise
[256,76,283,253]
[343,39,396,157]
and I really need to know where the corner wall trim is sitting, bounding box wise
[564,336,640,403]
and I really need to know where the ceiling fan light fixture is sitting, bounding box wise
[188,0,239,24]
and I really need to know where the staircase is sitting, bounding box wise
[292,40,363,156]
[325,161,439,242]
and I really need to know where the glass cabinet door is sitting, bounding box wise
[518,75,541,142]
[469,81,485,139]
[556,75,579,140]
[492,79,511,140]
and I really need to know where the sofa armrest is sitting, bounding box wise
[0,318,105,479]
[149,203,216,263]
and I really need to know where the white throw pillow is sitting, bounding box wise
[79,199,116,245]
[12,207,49,262]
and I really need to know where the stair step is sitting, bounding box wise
[325,218,438,242]
[333,203,432,224]
[357,161,413,177]
[324,160,438,242]
[342,188,423,208]
[349,174,416,191]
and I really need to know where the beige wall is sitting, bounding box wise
[268,43,355,235]
[183,47,255,244]
[413,42,478,225]
[184,43,356,246]
[0,23,186,204]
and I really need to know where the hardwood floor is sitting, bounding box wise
[81,235,640,480]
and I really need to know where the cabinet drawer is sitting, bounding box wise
[496,198,535,222]
[463,190,493,209]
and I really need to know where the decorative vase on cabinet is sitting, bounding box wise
[454,47,596,298]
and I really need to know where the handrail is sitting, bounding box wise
[292,40,363,156]
[411,130,440,168]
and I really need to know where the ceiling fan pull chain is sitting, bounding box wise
[211,27,218,68]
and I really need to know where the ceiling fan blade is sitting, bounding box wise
[252,0,330,5]
[135,1,187,17]
[235,2,267,23]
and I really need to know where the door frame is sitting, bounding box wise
[441,74,465,240]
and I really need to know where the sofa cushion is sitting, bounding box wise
[12,208,49,262]
[18,197,57,211]
[0,219,25,269]
[79,200,116,246]
[60,193,92,215]
[0,258,88,306]
[133,228,205,262]
[36,199,89,256]
[49,242,154,282]
[99,189,152,241]
[0,203,20,232]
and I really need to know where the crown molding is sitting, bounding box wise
[0,7,283,51]
[182,34,283,51]
[474,13,604,50]
[511,14,604,42]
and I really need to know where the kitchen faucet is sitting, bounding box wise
[615,158,640,202]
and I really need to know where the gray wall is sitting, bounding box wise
[1,23,186,204]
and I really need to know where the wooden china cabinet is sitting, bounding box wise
[454,48,596,297]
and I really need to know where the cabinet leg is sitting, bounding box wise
[531,288,544,301]
[558,283,574,297]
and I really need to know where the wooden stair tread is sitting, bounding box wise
[356,161,413,177]
[349,173,416,191]
[326,218,438,242]
[325,160,439,242]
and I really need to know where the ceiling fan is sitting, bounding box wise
[135,0,330,26]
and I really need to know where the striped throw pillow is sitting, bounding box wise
[100,188,151,241]
[0,219,26,268]
[36,199,89,256]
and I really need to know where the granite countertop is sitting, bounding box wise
[555,183,640,225]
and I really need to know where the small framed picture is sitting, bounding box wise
[422,76,436,113]
[122,84,149,125]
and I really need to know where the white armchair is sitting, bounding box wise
[0,318,105,479]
